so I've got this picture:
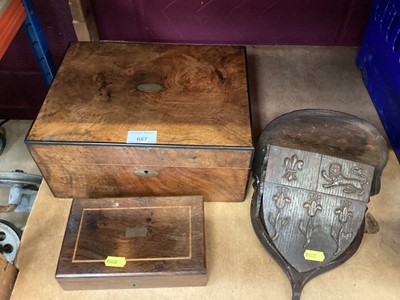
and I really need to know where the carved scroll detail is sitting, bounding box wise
[268,187,291,241]
[321,163,367,196]
[282,154,304,181]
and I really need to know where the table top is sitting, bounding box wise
[11,149,400,300]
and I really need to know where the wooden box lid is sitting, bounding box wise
[27,42,252,149]
[56,195,207,290]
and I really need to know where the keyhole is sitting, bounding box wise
[134,169,159,177]
[3,244,13,254]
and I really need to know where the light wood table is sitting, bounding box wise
[11,149,400,299]
[11,46,400,299]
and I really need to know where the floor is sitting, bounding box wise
[4,46,400,299]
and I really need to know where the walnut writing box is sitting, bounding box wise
[26,42,253,201]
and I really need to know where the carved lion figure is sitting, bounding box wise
[321,163,367,196]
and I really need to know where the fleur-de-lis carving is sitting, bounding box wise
[272,187,291,209]
[282,154,304,181]
[303,193,322,217]
[335,205,353,223]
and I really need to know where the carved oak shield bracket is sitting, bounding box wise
[251,110,388,299]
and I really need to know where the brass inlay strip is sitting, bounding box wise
[72,209,87,262]
[73,256,191,263]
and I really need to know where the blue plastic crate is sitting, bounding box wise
[357,0,400,160]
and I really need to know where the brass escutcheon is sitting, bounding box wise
[133,169,159,177]
[136,83,163,93]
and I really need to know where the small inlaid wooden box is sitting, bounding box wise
[26,42,253,201]
[56,195,207,290]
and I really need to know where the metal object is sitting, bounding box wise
[137,83,164,93]
[125,227,148,238]
[0,220,21,263]
[134,169,159,177]
[22,0,57,86]
[0,0,56,83]
[0,170,42,213]
[0,0,26,59]
[251,110,388,299]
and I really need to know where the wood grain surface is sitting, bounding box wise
[0,254,18,300]
[56,196,207,290]
[28,144,252,168]
[28,144,252,201]
[27,42,252,148]
[31,162,250,201]
[26,42,253,201]
[252,110,388,196]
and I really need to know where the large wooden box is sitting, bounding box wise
[56,196,207,290]
[26,42,253,201]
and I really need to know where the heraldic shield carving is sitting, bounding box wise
[251,110,388,299]
[263,145,373,272]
